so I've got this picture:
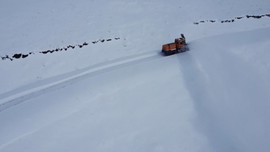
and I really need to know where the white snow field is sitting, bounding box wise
[1,0,270,152]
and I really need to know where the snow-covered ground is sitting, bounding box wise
[1,0,270,152]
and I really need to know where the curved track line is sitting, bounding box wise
[0,51,161,112]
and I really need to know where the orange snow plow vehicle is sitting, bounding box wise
[161,34,188,56]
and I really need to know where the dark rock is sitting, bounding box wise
[41,51,49,54]
[236,17,243,19]
[13,54,22,59]
[253,15,262,19]
[22,54,28,58]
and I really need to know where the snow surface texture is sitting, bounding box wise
[1,0,270,152]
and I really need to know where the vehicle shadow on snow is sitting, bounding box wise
[176,28,270,152]
[176,50,238,152]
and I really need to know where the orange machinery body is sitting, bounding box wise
[161,34,188,56]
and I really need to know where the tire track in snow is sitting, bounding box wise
[0,51,160,112]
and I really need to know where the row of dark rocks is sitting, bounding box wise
[194,13,270,25]
[1,37,120,61]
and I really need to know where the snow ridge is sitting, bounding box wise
[194,13,270,25]
[0,37,120,61]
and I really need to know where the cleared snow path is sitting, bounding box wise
[0,51,159,112]
[0,51,211,152]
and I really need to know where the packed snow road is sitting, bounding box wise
[0,50,212,152]
[0,51,159,112]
